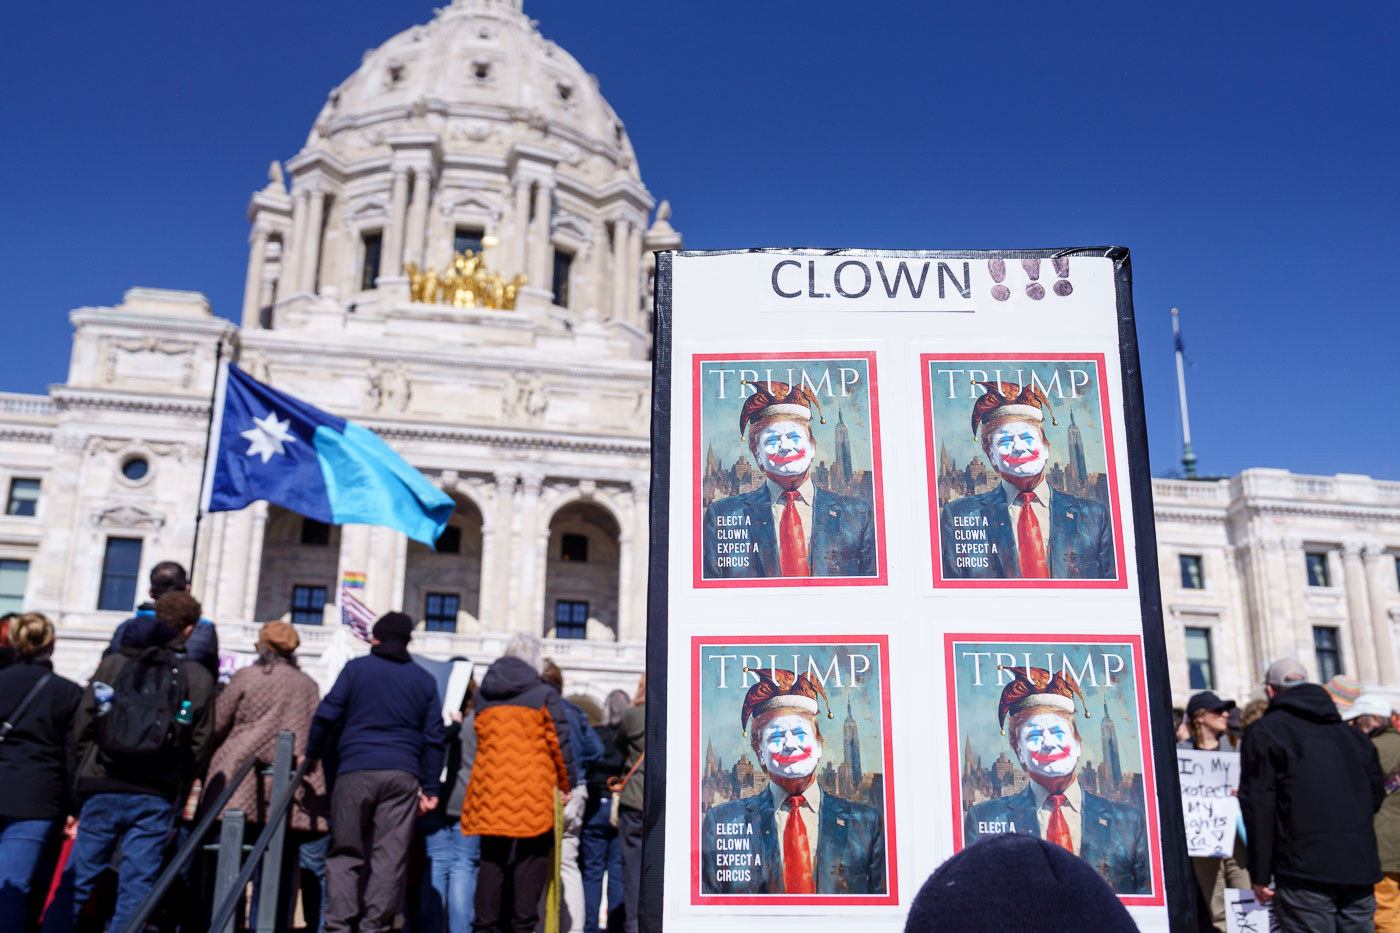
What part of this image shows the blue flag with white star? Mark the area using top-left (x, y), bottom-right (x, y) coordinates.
top-left (201, 362), bottom-right (454, 547)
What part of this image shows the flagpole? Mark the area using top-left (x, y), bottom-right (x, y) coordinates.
top-left (190, 340), bottom-right (225, 587)
top-left (1171, 307), bottom-right (1197, 478)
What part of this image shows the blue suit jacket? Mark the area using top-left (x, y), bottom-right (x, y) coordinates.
top-left (964, 784), bottom-right (1150, 895)
top-left (701, 788), bottom-right (886, 895)
top-left (940, 485), bottom-right (1115, 579)
top-left (703, 485), bottom-right (876, 579)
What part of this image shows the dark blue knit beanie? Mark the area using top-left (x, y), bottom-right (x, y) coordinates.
top-left (905, 835), bottom-right (1137, 933)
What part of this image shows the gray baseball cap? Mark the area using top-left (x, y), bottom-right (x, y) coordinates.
top-left (1264, 658), bottom-right (1308, 688)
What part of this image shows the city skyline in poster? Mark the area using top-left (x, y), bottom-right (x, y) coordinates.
top-left (695, 352), bottom-right (886, 586)
top-left (693, 638), bottom-right (896, 904)
top-left (923, 353), bottom-right (1125, 586)
top-left (946, 635), bottom-right (1162, 904)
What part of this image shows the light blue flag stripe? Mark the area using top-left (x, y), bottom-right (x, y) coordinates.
top-left (314, 422), bottom-right (455, 547)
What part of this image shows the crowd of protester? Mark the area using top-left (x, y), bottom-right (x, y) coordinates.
top-left (0, 562), bottom-right (648, 933)
top-left (10, 559), bottom-right (1400, 933)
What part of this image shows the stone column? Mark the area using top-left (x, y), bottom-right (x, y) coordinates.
top-left (1364, 546), bottom-right (1399, 684)
top-left (241, 225), bottom-right (270, 327)
top-left (611, 220), bottom-right (630, 321)
top-left (511, 182), bottom-right (532, 278)
top-left (282, 191), bottom-right (309, 297)
top-left (528, 182), bottom-right (554, 293)
top-left (616, 527), bottom-right (633, 642)
top-left (403, 167), bottom-right (431, 270)
top-left (241, 502), bottom-right (269, 623)
top-left (299, 188), bottom-right (327, 294)
top-left (478, 473), bottom-right (516, 629)
top-left (625, 220), bottom-right (643, 328)
top-left (1342, 543), bottom-right (1378, 683)
top-left (507, 473), bottom-right (544, 632)
top-left (627, 480), bottom-right (650, 640)
top-left (381, 167), bottom-right (411, 280)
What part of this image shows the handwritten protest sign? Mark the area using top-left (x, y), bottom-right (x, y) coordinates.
top-left (1225, 888), bottom-right (1277, 933)
top-left (1178, 748), bottom-right (1240, 857)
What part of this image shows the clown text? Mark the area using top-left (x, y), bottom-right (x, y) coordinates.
top-left (949, 513), bottom-right (992, 568)
top-left (712, 514), bottom-right (754, 568)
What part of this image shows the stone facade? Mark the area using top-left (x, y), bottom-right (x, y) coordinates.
top-left (1, 0), bottom-right (1398, 712)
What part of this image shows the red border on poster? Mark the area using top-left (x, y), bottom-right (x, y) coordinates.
top-left (942, 632), bottom-right (1165, 907)
top-left (920, 352), bottom-right (1128, 589)
top-left (689, 634), bottom-right (899, 906)
top-left (692, 351), bottom-right (888, 589)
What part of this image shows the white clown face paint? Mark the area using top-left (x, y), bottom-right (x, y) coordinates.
top-left (1016, 711), bottom-right (1081, 779)
top-left (754, 420), bottom-right (815, 480)
top-left (988, 420), bottom-right (1048, 479)
top-left (759, 713), bottom-right (822, 780)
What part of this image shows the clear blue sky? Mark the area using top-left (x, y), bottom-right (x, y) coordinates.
top-left (2, 1), bottom-right (1396, 479)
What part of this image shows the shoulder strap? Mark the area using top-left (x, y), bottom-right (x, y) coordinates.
top-left (607, 751), bottom-right (644, 794)
top-left (0, 672), bottom-right (52, 743)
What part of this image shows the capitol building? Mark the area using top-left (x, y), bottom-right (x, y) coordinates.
top-left (0, 0), bottom-right (1397, 710)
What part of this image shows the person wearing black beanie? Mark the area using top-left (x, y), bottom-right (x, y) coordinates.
top-left (905, 835), bottom-right (1137, 933)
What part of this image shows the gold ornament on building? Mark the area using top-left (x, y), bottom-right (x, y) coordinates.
top-left (405, 237), bottom-right (528, 310)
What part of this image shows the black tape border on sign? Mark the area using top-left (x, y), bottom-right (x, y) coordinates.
top-left (643, 246), bottom-right (1194, 933)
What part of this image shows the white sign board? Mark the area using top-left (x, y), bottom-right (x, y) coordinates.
top-left (1225, 888), bottom-right (1278, 933)
top-left (1177, 748), bottom-right (1241, 857)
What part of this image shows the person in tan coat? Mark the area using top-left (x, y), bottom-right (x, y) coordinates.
top-left (203, 621), bottom-right (328, 927)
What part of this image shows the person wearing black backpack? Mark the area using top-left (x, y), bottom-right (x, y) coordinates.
top-left (43, 591), bottom-right (215, 933)
top-left (0, 612), bottom-right (83, 928)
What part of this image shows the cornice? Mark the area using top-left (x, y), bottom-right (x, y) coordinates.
top-left (1227, 497), bottom-right (1400, 525)
top-left (0, 427), bottom-right (54, 444)
top-left (1152, 507), bottom-right (1230, 526)
top-left (69, 309), bottom-right (238, 340)
top-left (371, 422), bottom-right (648, 456)
top-left (49, 389), bottom-right (211, 418)
top-left (236, 331), bottom-right (650, 380)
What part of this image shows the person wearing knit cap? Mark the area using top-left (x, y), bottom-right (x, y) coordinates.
top-left (699, 668), bottom-right (885, 895)
top-left (963, 667), bottom-right (1149, 895)
top-left (939, 381), bottom-right (1115, 580)
top-left (1325, 674), bottom-right (1363, 713)
top-left (702, 381), bottom-right (876, 579)
top-left (308, 611), bottom-right (446, 933)
top-left (904, 834), bottom-right (1137, 933)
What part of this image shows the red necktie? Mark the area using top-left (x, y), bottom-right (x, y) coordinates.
top-left (779, 490), bottom-right (810, 577)
top-left (783, 795), bottom-right (815, 893)
top-left (1047, 793), bottom-right (1074, 852)
top-left (1016, 491), bottom-right (1049, 578)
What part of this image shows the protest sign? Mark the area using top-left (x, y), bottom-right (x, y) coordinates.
top-left (646, 249), bottom-right (1191, 933)
top-left (1178, 748), bottom-right (1241, 857)
top-left (1225, 887), bottom-right (1278, 933)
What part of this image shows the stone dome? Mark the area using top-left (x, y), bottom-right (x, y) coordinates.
top-left (303, 0), bottom-right (641, 185)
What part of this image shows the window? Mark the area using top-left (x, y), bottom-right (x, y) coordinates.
top-left (1305, 552), bottom-right (1331, 588)
top-left (436, 526), bottom-right (461, 554)
top-left (0, 559), bottom-right (28, 614)
top-left (1394, 556), bottom-right (1400, 592)
top-left (560, 533), bottom-right (588, 563)
top-left (551, 249), bottom-right (573, 307)
top-left (454, 227), bottom-right (483, 257)
top-left (291, 585), bottom-right (327, 624)
top-left (555, 600), bottom-right (587, 639)
top-left (301, 519), bottom-right (331, 546)
top-left (1179, 554), bottom-right (1204, 590)
top-left (6, 478), bottom-right (39, 517)
top-left (1184, 627), bottom-right (1214, 690)
top-left (425, 593), bottom-right (459, 632)
top-left (360, 231), bottom-right (383, 291)
top-left (98, 538), bottom-right (142, 612)
top-left (121, 457), bottom-right (149, 481)
top-left (1314, 626), bottom-right (1342, 681)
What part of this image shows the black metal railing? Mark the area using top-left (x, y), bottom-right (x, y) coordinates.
top-left (116, 730), bottom-right (303, 933)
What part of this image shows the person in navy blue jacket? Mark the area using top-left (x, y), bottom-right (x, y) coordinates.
top-left (308, 612), bottom-right (446, 933)
top-left (105, 561), bottom-right (220, 675)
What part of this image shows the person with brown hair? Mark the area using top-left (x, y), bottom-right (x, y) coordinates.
top-left (1183, 691), bottom-right (1250, 932)
top-left (0, 613), bottom-right (82, 927)
top-left (616, 675), bottom-right (645, 933)
top-left (46, 591), bottom-right (215, 933)
top-left (203, 621), bottom-right (329, 928)
top-left (540, 659), bottom-right (602, 932)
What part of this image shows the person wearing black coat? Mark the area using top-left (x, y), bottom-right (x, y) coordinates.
top-left (1239, 658), bottom-right (1385, 933)
top-left (0, 613), bottom-right (83, 927)
top-left (581, 690), bottom-right (630, 933)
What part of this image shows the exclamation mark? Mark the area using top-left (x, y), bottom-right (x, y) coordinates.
top-left (1052, 257), bottom-right (1073, 296)
top-left (1022, 259), bottom-right (1045, 300)
top-left (989, 258), bottom-right (1010, 301)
